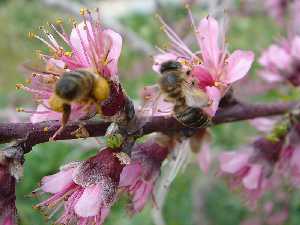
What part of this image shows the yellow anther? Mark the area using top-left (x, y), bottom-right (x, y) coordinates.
top-left (64, 51), bottom-right (73, 57)
top-left (15, 84), bottom-right (24, 89)
top-left (80, 8), bottom-right (85, 15)
top-left (43, 127), bottom-right (49, 132)
top-left (28, 32), bottom-right (35, 39)
top-left (214, 81), bottom-right (224, 87)
top-left (56, 18), bottom-right (63, 25)
top-left (16, 108), bottom-right (24, 112)
top-left (144, 95), bottom-right (151, 100)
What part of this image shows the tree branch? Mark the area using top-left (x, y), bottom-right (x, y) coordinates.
top-left (0, 101), bottom-right (296, 150)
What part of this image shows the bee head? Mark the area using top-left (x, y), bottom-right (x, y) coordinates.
top-left (159, 60), bottom-right (182, 74)
top-left (55, 72), bottom-right (81, 101)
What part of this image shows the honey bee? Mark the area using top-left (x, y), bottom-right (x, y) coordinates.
top-left (158, 60), bottom-right (211, 128)
top-left (48, 70), bottom-right (110, 138)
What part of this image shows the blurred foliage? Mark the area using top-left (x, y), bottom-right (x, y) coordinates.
top-left (1, 0), bottom-right (300, 225)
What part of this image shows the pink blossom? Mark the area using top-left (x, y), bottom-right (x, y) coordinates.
top-left (20, 9), bottom-right (124, 123)
top-left (138, 85), bottom-right (174, 117)
top-left (249, 118), bottom-right (278, 133)
top-left (264, 0), bottom-right (289, 25)
top-left (154, 15), bottom-right (254, 116)
top-left (278, 145), bottom-right (300, 187)
top-left (259, 36), bottom-right (300, 86)
top-left (219, 149), bottom-right (268, 205)
top-left (119, 138), bottom-right (169, 214)
top-left (34, 148), bottom-right (125, 225)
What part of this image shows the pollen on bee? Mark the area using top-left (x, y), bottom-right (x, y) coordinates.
top-left (26, 79), bottom-right (32, 84)
top-left (43, 127), bottom-right (49, 132)
top-left (93, 76), bottom-right (110, 101)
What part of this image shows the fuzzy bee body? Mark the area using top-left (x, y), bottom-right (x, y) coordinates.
top-left (55, 70), bottom-right (96, 102)
top-left (48, 69), bottom-right (110, 139)
top-left (159, 60), bottom-right (211, 128)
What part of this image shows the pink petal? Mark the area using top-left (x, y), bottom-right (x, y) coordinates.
top-left (291, 36), bottom-right (300, 60)
top-left (191, 65), bottom-right (215, 89)
top-left (290, 149), bottom-right (300, 171)
top-left (258, 70), bottom-right (283, 83)
top-left (197, 16), bottom-right (220, 68)
top-left (74, 184), bottom-right (103, 217)
top-left (103, 29), bottom-right (123, 77)
top-left (259, 45), bottom-right (290, 70)
top-left (98, 207), bottom-right (110, 224)
top-left (249, 118), bottom-right (277, 133)
top-left (219, 151), bottom-right (250, 174)
top-left (242, 164), bottom-right (262, 190)
top-left (132, 181), bottom-right (153, 213)
top-left (119, 163), bottom-right (142, 187)
top-left (197, 140), bottom-right (211, 174)
top-left (30, 102), bottom-right (91, 123)
top-left (30, 104), bottom-right (61, 123)
top-left (48, 58), bottom-right (65, 69)
top-left (224, 50), bottom-right (254, 84)
top-left (152, 53), bottom-right (178, 73)
top-left (203, 86), bottom-right (221, 117)
top-left (70, 22), bottom-right (90, 66)
top-left (41, 169), bottom-right (74, 194)
top-left (139, 85), bottom-right (174, 117)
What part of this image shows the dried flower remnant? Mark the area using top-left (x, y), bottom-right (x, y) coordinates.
top-left (119, 136), bottom-right (169, 214)
top-left (153, 10), bottom-right (254, 117)
top-left (18, 9), bottom-right (126, 131)
top-left (34, 148), bottom-right (126, 225)
top-left (259, 36), bottom-right (300, 86)
top-left (0, 164), bottom-right (17, 225)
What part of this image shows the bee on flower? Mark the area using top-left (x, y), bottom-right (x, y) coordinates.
top-left (17, 8), bottom-right (127, 138)
top-left (153, 8), bottom-right (254, 117)
top-left (151, 9), bottom-right (254, 119)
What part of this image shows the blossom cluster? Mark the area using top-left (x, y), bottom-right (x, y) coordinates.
top-left (10, 3), bottom-right (300, 225)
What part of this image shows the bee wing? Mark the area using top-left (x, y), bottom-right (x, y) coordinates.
top-left (182, 81), bottom-right (209, 108)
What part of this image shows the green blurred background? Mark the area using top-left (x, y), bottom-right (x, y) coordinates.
top-left (1, 0), bottom-right (300, 224)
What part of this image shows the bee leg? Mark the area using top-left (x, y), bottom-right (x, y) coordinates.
top-left (50, 104), bottom-right (71, 141)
